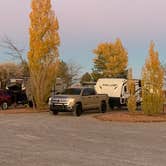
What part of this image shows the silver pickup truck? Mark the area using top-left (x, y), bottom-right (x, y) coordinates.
top-left (48, 87), bottom-right (108, 116)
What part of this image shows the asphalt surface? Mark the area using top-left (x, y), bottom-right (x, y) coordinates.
top-left (0, 111), bottom-right (166, 166)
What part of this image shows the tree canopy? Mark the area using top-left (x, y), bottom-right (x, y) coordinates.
top-left (93, 39), bottom-right (128, 79)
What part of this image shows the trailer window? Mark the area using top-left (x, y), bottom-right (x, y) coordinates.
top-left (124, 86), bottom-right (127, 92)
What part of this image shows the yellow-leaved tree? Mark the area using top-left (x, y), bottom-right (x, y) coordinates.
top-left (142, 42), bottom-right (164, 115)
top-left (93, 39), bottom-right (128, 79)
top-left (127, 68), bottom-right (136, 113)
top-left (28, 0), bottom-right (60, 109)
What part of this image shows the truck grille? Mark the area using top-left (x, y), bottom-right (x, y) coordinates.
top-left (52, 98), bottom-right (68, 104)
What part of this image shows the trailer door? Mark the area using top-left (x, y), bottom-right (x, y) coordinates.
top-left (120, 84), bottom-right (128, 105)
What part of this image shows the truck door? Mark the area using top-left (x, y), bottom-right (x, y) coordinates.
top-left (88, 88), bottom-right (100, 109)
top-left (82, 88), bottom-right (95, 109)
top-left (82, 88), bottom-right (92, 109)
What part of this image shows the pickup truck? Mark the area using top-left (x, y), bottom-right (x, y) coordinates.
top-left (48, 87), bottom-right (108, 116)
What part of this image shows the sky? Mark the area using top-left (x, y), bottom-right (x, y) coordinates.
top-left (0, 0), bottom-right (166, 78)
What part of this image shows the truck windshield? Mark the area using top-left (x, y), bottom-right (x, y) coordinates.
top-left (61, 88), bottom-right (81, 95)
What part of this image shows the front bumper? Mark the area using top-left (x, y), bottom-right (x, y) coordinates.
top-left (50, 104), bottom-right (73, 112)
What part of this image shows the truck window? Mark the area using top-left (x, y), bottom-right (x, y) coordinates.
top-left (82, 89), bottom-right (89, 96)
top-left (88, 88), bottom-right (96, 95)
top-left (82, 88), bottom-right (96, 96)
top-left (61, 88), bottom-right (81, 95)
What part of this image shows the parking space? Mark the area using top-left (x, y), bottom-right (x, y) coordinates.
top-left (0, 112), bottom-right (166, 166)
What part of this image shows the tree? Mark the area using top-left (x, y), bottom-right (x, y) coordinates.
top-left (0, 63), bottom-right (23, 88)
top-left (141, 42), bottom-right (164, 115)
top-left (80, 72), bottom-right (92, 84)
top-left (56, 60), bottom-right (81, 87)
top-left (56, 61), bottom-right (70, 86)
top-left (91, 69), bottom-right (103, 81)
top-left (93, 38), bottom-right (128, 78)
top-left (0, 36), bottom-right (30, 78)
top-left (162, 63), bottom-right (166, 73)
top-left (127, 68), bottom-right (136, 113)
top-left (0, 36), bottom-right (25, 62)
top-left (163, 64), bottom-right (166, 102)
top-left (28, 0), bottom-right (60, 109)
top-left (67, 62), bottom-right (82, 86)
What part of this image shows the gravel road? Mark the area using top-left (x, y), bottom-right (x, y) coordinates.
top-left (0, 112), bottom-right (166, 166)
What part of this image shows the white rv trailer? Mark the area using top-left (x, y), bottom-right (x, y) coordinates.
top-left (95, 78), bottom-right (141, 108)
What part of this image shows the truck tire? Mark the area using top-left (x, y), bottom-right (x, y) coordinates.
top-left (52, 110), bottom-right (59, 115)
top-left (1, 102), bottom-right (8, 110)
top-left (50, 106), bottom-right (59, 115)
top-left (99, 101), bottom-right (107, 113)
top-left (73, 104), bottom-right (82, 117)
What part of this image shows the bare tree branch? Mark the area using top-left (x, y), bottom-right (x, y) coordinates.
top-left (0, 35), bottom-right (30, 78)
top-left (0, 35), bottom-right (26, 63)
top-left (67, 62), bottom-right (82, 84)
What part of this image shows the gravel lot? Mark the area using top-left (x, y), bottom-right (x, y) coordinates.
top-left (1, 111), bottom-right (166, 166)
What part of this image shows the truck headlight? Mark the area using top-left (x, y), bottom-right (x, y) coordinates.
top-left (67, 98), bottom-right (75, 106)
top-left (48, 97), bottom-right (52, 105)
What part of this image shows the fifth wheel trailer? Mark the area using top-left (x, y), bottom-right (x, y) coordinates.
top-left (95, 78), bottom-right (141, 109)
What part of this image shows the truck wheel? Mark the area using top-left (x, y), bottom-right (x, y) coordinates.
top-left (73, 104), bottom-right (82, 117)
top-left (100, 101), bottom-right (107, 113)
top-left (50, 107), bottom-right (58, 115)
top-left (52, 110), bottom-right (58, 115)
top-left (1, 102), bottom-right (8, 110)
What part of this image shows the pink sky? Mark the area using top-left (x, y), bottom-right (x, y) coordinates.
top-left (0, 0), bottom-right (166, 77)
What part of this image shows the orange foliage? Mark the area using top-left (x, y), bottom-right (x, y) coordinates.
top-left (142, 42), bottom-right (164, 115)
top-left (93, 39), bottom-right (128, 78)
top-left (27, 0), bottom-right (60, 109)
top-left (127, 68), bottom-right (136, 113)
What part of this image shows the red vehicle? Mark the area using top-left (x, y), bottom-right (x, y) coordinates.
top-left (0, 89), bottom-right (12, 110)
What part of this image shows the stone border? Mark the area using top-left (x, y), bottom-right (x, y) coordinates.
top-left (0, 108), bottom-right (48, 114)
top-left (94, 112), bottom-right (166, 123)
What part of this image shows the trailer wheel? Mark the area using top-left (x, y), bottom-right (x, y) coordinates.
top-left (100, 101), bottom-right (107, 113)
top-left (73, 104), bottom-right (82, 116)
